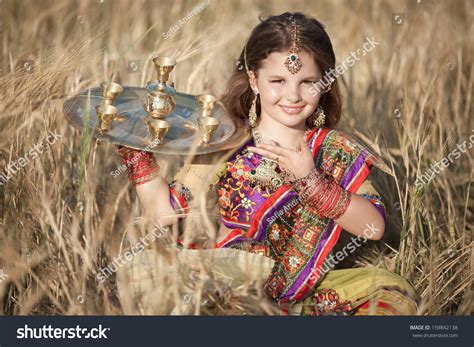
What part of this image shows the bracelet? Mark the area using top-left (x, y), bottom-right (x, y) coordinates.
top-left (169, 180), bottom-right (194, 203)
top-left (117, 145), bottom-right (160, 186)
top-left (293, 167), bottom-right (351, 220)
top-left (293, 167), bottom-right (325, 198)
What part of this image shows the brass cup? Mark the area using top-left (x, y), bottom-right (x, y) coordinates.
top-left (198, 116), bottom-right (219, 144)
top-left (95, 104), bottom-right (117, 132)
top-left (100, 82), bottom-right (123, 105)
top-left (196, 94), bottom-right (217, 117)
top-left (147, 118), bottom-right (170, 145)
top-left (152, 56), bottom-right (176, 84)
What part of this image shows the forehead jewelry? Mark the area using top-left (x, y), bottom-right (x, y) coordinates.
top-left (284, 20), bottom-right (302, 74)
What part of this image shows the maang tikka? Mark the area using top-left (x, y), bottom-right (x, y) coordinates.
top-left (284, 19), bottom-right (302, 74)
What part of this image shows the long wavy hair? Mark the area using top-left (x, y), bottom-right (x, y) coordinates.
top-left (220, 12), bottom-right (342, 129)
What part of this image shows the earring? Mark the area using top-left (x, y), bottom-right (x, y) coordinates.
top-left (322, 77), bottom-right (335, 94)
top-left (248, 92), bottom-right (258, 128)
top-left (310, 106), bottom-right (326, 128)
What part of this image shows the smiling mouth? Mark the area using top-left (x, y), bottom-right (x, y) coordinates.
top-left (279, 105), bottom-right (305, 114)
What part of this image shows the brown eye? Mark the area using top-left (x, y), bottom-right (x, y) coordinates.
top-left (270, 80), bottom-right (283, 83)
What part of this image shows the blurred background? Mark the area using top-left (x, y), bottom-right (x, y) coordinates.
top-left (0, 0), bottom-right (472, 315)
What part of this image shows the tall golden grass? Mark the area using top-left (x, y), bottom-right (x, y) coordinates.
top-left (0, 0), bottom-right (472, 315)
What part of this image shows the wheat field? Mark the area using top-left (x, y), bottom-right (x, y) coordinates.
top-left (0, 0), bottom-right (472, 315)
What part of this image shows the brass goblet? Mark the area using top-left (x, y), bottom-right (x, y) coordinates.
top-left (100, 82), bottom-right (123, 105)
top-left (147, 118), bottom-right (170, 145)
top-left (198, 116), bottom-right (219, 145)
top-left (152, 56), bottom-right (176, 86)
top-left (95, 104), bottom-right (117, 132)
top-left (196, 94), bottom-right (217, 117)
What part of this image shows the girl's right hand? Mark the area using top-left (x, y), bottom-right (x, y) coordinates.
top-left (135, 176), bottom-right (179, 226)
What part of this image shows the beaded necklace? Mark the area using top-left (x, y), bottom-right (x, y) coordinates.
top-left (248, 127), bottom-right (311, 190)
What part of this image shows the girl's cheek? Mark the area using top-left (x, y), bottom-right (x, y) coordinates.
top-left (263, 86), bottom-right (283, 100)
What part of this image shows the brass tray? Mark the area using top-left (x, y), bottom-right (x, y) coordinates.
top-left (63, 85), bottom-right (250, 155)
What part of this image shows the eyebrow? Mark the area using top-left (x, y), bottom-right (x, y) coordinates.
top-left (267, 75), bottom-right (320, 80)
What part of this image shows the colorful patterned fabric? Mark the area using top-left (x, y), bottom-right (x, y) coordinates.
top-left (168, 127), bottom-right (398, 306)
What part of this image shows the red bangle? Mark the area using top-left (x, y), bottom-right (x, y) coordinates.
top-left (117, 146), bottom-right (160, 186)
top-left (293, 167), bottom-right (351, 220)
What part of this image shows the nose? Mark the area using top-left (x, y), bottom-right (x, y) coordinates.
top-left (284, 83), bottom-right (302, 103)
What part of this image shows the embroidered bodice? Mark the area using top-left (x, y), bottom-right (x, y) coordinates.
top-left (215, 127), bottom-right (388, 231)
top-left (216, 136), bottom-right (276, 230)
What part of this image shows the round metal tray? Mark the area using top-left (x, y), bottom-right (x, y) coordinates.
top-left (63, 85), bottom-right (250, 154)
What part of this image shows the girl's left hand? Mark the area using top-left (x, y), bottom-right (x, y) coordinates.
top-left (247, 134), bottom-right (315, 180)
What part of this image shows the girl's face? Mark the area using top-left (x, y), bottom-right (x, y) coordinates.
top-left (249, 50), bottom-right (322, 129)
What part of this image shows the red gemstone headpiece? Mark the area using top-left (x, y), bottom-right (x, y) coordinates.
top-left (284, 19), bottom-right (302, 74)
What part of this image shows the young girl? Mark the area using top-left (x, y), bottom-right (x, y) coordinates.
top-left (115, 12), bottom-right (419, 315)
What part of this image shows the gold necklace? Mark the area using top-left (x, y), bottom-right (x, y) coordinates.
top-left (248, 127), bottom-right (310, 190)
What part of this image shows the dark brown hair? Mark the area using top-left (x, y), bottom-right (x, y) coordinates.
top-left (220, 12), bottom-right (342, 129)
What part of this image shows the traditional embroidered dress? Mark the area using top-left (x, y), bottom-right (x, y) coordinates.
top-left (116, 127), bottom-right (419, 315)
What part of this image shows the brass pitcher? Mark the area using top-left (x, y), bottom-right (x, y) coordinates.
top-left (142, 82), bottom-right (176, 119)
